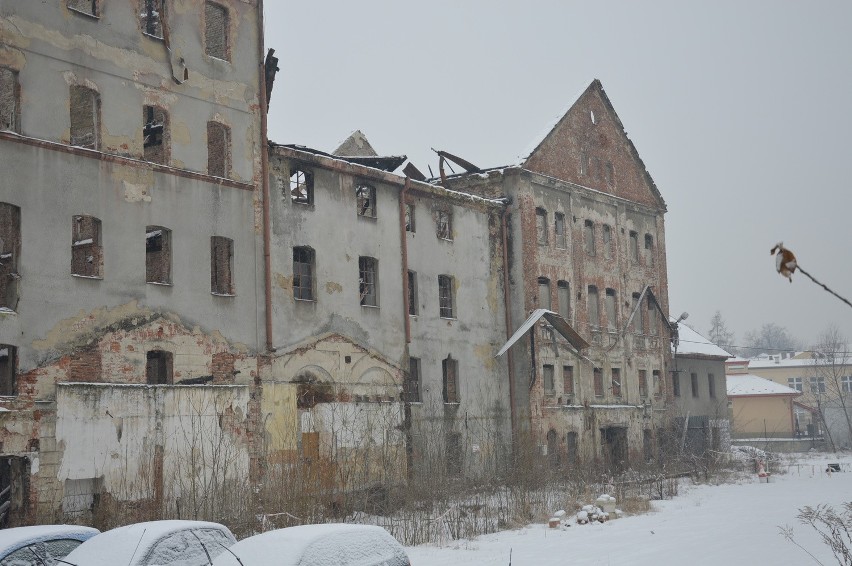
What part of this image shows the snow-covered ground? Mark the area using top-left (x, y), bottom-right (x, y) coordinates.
top-left (406, 453), bottom-right (852, 566)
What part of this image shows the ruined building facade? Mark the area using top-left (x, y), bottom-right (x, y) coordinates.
top-left (0, 4), bottom-right (675, 527)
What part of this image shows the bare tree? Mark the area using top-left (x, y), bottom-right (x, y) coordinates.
top-left (707, 311), bottom-right (735, 352)
top-left (812, 325), bottom-right (852, 449)
top-left (744, 323), bottom-right (802, 356)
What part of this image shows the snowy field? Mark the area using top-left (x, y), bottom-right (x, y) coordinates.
top-left (405, 453), bottom-right (852, 566)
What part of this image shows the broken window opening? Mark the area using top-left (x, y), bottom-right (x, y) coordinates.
top-left (557, 281), bottom-right (570, 321)
top-left (71, 215), bottom-right (102, 278)
top-left (631, 292), bottom-right (644, 334)
top-left (67, 0), bottom-right (99, 17)
top-left (143, 106), bottom-right (169, 165)
top-left (292, 246), bottom-right (315, 301)
top-left (554, 212), bottom-right (567, 249)
top-left (563, 365), bottom-right (574, 397)
top-left (691, 372), bottom-right (699, 398)
top-left (0, 67), bottom-right (20, 134)
top-left (629, 231), bottom-right (639, 263)
top-left (587, 285), bottom-right (600, 328)
top-left (543, 364), bottom-right (555, 395)
top-left (583, 220), bottom-right (595, 256)
top-left (207, 121), bottom-right (231, 178)
top-left (593, 367), bottom-right (603, 397)
top-left (645, 233), bottom-right (655, 267)
top-left (611, 367), bottom-right (622, 397)
top-left (0, 203), bottom-right (21, 311)
top-left (435, 209), bottom-right (452, 240)
top-left (407, 357), bottom-right (421, 403)
top-left (289, 168), bottom-right (313, 204)
top-left (358, 256), bottom-right (378, 307)
top-left (647, 296), bottom-right (659, 336)
top-left (405, 203), bottom-right (415, 232)
top-left (566, 431), bottom-right (578, 466)
top-left (653, 369), bottom-right (662, 398)
top-left (407, 270), bottom-right (418, 315)
top-left (140, 0), bottom-right (164, 37)
top-left (438, 274), bottom-right (455, 319)
top-left (69, 85), bottom-right (99, 149)
top-left (537, 277), bottom-right (551, 311)
top-left (204, 2), bottom-right (229, 60)
top-left (146, 350), bottom-right (173, 385)
top-left (355, 184), bottom-right (376, 218)
top-left (210, 236), bottom-right (234, 295)
top-left (605, 288), bottom-right (617, 331)
top-left (639, 369), bottom-right (648, 398)
top-left (535, 208), bottom-right (548, 245)
top-left (442, 355), bottom-right (458, 404)
top-left (145, 226), bottom-right (171, 285)
top-left (708, 373), bottom-right (716, 398)
top-left (673, 372), bottom-right (681, 397)
top-left (0, 345), bottom-right (17, 396)
top-left (602, 224), bottom-right (612, 259)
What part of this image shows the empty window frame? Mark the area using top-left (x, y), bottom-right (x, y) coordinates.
top-left (629, 231), bottom-right (639, 263)
top-left (407, 270), bottom-right (418, 315)
top-left (145, 226), bottom-right (171, 284)
top-left (604, 288), bottom-right (617, 331)
top-left (631, 292), bottom-right (644, 334)
top-left (563, 365), bottom-right (574, 396)
top-left (0, 67), bottom-right (20, 133)
top-left (593, 367), bottom-right (603, 397)
top-left (438, 274), bottom-right (455, 318)
top-left (435, 209), bottom-right (452, 240)
top-left (210, 236), bottom-right (234, 295)
top-left (407, 357), bottom-right (421, 403)
top-left (146, 350), bottom-right (173, 385)
top-left (207, 121), bottom-right (231, 178)
top-left (554, 212), bottom-right (567, 249)
top-left (0, 345), bottom-right (16, 396)
top-left (442, 355), bottom-right (458, 403)
top-left (289, 168), bottom-right (313, 204)
top-left (204, 2), bottom-right (229, 60)
top-left (67, 0), bottom-right (99, 17)
top-left (358, 256), bottom-right (378, 307)
top-left (143, 106), bottom-right (169, 164)
top-left (587, 285), bottom-right (600, 328)
top-left (653, 369), bottom-right (662, 398)
top-left (690, 372), bottom-right (699, 398)
top-left (708, 373), bottom-right (716, 398)
top-left (0, 203), bottom-right (21, 310)
top-left (583, 220), bottom-right (595, 255)
top-left (356, 184), bottom-right (376, 218)
top-left (543, 364), bottom-right (555, 394)
top-left (566, 431), bottom-right (578, 465)
top-left (579, 148), bottom-right (588, 176)
top-left (638, 369), bottom-right (648, 398)
top-left (140, 0), bottom-right (164, 37)
top-left (71, 215), bottom-right (103, 278)
top-left (602, 224), bottom-right (612, 259)
top-left (69, 85), bottom-right (99, 149)
top-left (293, 246), bottom-right (315, 301)
top-left (537, 277), bottom-right (551, 310)
top-left (647, 296), bottom-right (659, 336)
top-left (535, 208), bottom-right (548, 245)
top-left (673, 372), bottom-right (681, 397)
top-left (405, 203), bottom-right (415, 232)
top-left (611, 368), bottom-right (622, 397)
top-left (645, 234), bottom-right (655, 266)
top-left (557, 281), bottom-right (570, 320)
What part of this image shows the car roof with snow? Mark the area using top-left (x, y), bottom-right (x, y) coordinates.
top-left (62, 520), bottom-right (235, 566)
top-left (213, 523), bottom-right (410, 566)
top-left (0, 525), bottom-right (99, 555)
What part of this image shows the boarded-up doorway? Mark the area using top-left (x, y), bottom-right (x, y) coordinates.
top-left (0, 457), bottom-right (29, 527)
top-left (600, 426), bottom-right (628, 473)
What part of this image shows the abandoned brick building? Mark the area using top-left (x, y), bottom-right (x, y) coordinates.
top-left (0, 2), bottom-right (682, 527)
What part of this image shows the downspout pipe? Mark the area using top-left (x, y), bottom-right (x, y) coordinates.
top-left (501, 206), bottom-right (517, 447)
top-left (258, 0), bottom-right (273, 353)
top-left (399, 177), bottom-right (413, 481)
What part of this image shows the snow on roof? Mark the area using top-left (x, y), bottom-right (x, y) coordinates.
top-left (214, 524), bottom-right (409, 566)
top-left (670, 319), bottom-right (732, 358)
top-left (65, 520), bottom-right (235, 566)
top-left (726, 374), bottom-right (801, 396)
top-left (0, 525), bottom-right (99, 555)
top-left (747, 355), bottom-right (850, 369)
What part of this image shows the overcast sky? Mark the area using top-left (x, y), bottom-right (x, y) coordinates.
top-left (264, 1), bottom-right (852, 350)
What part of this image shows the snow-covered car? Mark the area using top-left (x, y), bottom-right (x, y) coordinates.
top-left (211, 523), bottom-right (411, 566)
top-left (61, 520), bottom-right (236, 566)
top-left (0, 524), bottom-right (99, 566)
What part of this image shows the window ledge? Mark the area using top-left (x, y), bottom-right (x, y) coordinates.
top-left (357, 214), bottom-right (378, 221)
top-left (408, 313), bottom-right (418, 318)
top-left (437, 237), bottom-right (454, 242)
top-left (440, 316), bottom-right (457, 321)
top-left (291, 200), bottom-right (314, 209)
top-left (407, 401), bottom-right (423, 405)
top-left (360, 304), bottom-right (380, 309)
top-left (211, 292), bottom-right (236, 297)
top-left (294, 297), bottom-right (316, 303)
top-left (68, 7), bottom-right (100, 19)
top-left (142, 32), bottom-right (164, 41)
top-left (146, 281), bottom-right (172, 287)
top-left (444, 402), bottom-right (460, 406)
top-left (72, 274), bottom-right (103, 280)
top-left (206, 54), bottom-right (232, 64)
top-left (0, 307), bottom-right (16, 316)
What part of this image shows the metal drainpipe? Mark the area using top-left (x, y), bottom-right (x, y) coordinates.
top-left (399, 177), bottom-right (413, 480)
top-left (501, 206), bottom-right (518, 446)
top-left (258, 0), bottom-right (273, 353)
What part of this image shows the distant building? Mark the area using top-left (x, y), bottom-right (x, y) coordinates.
top-left (726, 368), bottom-right (802, 439)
